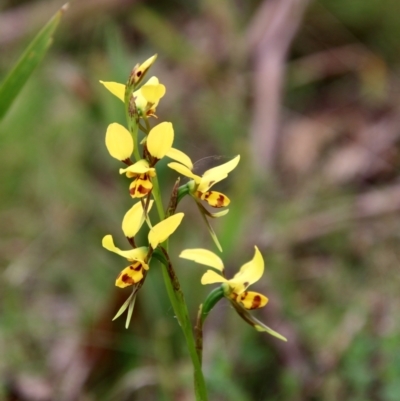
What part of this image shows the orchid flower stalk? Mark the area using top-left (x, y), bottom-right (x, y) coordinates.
top-left (99, 54), bottom-right (287, 401)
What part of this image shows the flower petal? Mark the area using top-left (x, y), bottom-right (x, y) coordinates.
top-left (147, 122), bottom-right (174, 159)
top-left (168, 162), bottom-right (200, 183)
top-left (140, 80), bottom-right (166, 104)
top-left (148, 213), bottom-right (184, 248)
top-left (134, 76), bottom-right (165, 112)
top-left (201, 270), bottom-right (228, 285)
top-left (132, 54), bottom-right (157, 86)
top-left (166, 148), bottom-right (193, 169)
top-left (195, 201), bottom-right (223, 252)
top-left (229, 246), bottom-right (264, 293)
top-left (122, 200), bottom-right (154, 238)
top-left (198, 191), bottom-right (230, 208)
top-left (120, 159), bottom-right (152, 175)
top-left (196, 202), bottom-right (229, 218)
top-left (198, 155), bottom-right (240, 193)
top-left (102, 235), bottom-right (147, 261)
top-left (179, 248), bottom-right (224, 272)
top-left (129, 175), bottom-right (153, 198)
top-left (230, 301), bottom-right (287, 341)
top-left (99, 81), bottom-right (125, 102)
top-left (105, 123), bottom-right (133, 161)
top-left (232, 291), bottom-right (268, 310)
top-left (115, 263), bottom-right (144, 288)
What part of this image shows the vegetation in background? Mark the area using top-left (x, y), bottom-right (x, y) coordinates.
top-left (0, 0), bottom-right (399, 400)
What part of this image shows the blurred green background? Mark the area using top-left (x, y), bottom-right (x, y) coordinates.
top-left (1, 0), bottom-right (400, 400)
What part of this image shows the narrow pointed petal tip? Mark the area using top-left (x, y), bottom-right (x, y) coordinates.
top-left (99, 81), bottom-right (125, 102)
top-left (168, 162), bottom-right (199, 181)
top-left (148, 213), bottom-right (184, 248)
top-left (198, 154), bottom-right (241, 193)
top-left (201, 270), bottom-right (227, 285)
top-left (230, 246), bottom-right (264, 292)
top-left (166, 148), bottom-right (193, 169)
top-left (179, 248), bottom-right (224, 271)
top-left (132, 54), bottom-right (158, 86)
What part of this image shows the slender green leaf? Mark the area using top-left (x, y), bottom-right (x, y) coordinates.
top-left (0, 3), bottom-right (68, 121)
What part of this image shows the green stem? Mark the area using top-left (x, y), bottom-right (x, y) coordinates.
top-left (160, 265), bottom-right (208, 400)
top-left (124, 85), bottom-right (141, 161)
top-left (152, 174), bottom-right (166, 220)
top-left (151, 195), bottom-right (208, 400)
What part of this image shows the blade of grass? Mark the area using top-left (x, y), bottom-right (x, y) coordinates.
top-left (0, 3), bottom-right (68, 121)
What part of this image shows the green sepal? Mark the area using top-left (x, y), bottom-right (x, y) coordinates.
top-left (177, 183), bottom-right (191, 204)
top-left (201, 286), bottom-right (224, 324)
top-left (195, 201), bottom-right (223, 252)
top-left (230, 301), bottom-right (287, 342)
top-left (112, 289), bottom-right (136, 322)
top-left (125, 294), bottom-right (137, 329)
top-left (152, 247), bottom-right (168, 266)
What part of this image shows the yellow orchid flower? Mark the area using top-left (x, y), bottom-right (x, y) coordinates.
top-left (103, 235), bottom-right (149, 288)
top-left (180, 246), bottom-right (268, 310)
top-left (100, 75), bottom-right (165, 118)
top-left (99, 54), bottom-right (157, 100)
top-left (120, 159), bottom-right (157, 198)
top-left (119, 122), bottom-right (192, 198)
top-left (168, 155), bottom-right (240, 208)
top-left (168, 155), bottom-right (239, 251)
top-left (103, 211), bottom-right (184, 288)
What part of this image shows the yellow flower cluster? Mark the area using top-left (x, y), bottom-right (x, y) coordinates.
top-left (101, 55), bottom-right (239, 290)
top-left (100, 55), bottom-right (285, 340)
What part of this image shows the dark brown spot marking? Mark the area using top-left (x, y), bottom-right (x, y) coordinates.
top-left (243, 281), bottom-right (249, 288)
top-left (121, 274), bottom-right (134, 285)
top-left (216, 194), bottom-right (225, 208)
top-left (137, 184), bottom-right (150, 195)
top-left (250, 295), bottom-right (262, 310)
top-left (230, 292), bottom-right (239, 302)
top-left (133, 262), bottom-right (142, 271)
top-left (136, 70), bottom-right (142, 77)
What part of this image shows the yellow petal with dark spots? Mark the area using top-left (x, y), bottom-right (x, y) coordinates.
top-left (132, 54), bottom-right (157, 86)
top-left (99, 81), bottom-right (125, 102)
top-left (105, 123), bottom-right (133, 161)
top-left (115, 263), bottom-right (144, 288)
top-left (129, 175), bottom-right (153, 198)
top-left (231, 291), bottom-right (268, 310)
top-left (199, 191), bottom-right (230, 208)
